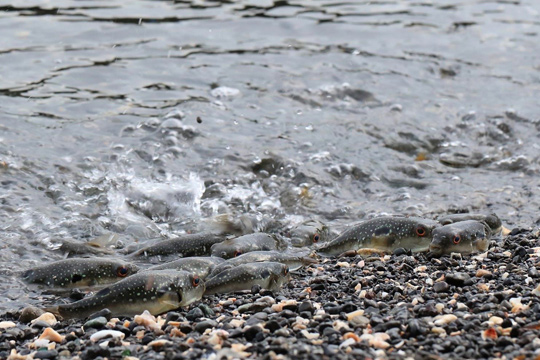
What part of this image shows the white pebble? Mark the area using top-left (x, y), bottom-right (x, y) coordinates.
top-left (90, 330), bottom-right (126, 342)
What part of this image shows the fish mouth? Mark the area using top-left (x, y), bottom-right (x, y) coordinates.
top-left (428, 244), bottom-right (443, 257)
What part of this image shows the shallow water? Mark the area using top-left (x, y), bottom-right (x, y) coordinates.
top-left (1, 0), bottom-right (539, 312)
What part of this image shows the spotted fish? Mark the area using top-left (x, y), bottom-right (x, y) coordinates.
top-left (437, 213), bottom-right (505, 235)
top-left (47, 270), bottom-right (204, 319)
top-left (208, 250), bottom-right (317, 278)
top-left (317, 216), bottom-right (440, 256)
top-left (429, 220), bottom-right (491, 256)
top-left (145, 257), bottom-right (225, 279)
top-left (129, 233), bottom-right (224, 258)
top-left (204, 262), bottom-right (290, 295)
top-left (210, 233), bottom-right (279, 259)
top-left (22, 258), bottom-right (139, 288)
top-left (287, 220), bottom-right (331, 248)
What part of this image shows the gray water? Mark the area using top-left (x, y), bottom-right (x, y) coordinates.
top-left (1, 0), bottom-right (539, 312)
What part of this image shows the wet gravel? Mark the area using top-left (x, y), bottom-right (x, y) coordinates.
top-left (2, 228), bottom-right (540, 359)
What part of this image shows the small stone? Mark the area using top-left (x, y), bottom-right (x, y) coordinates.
top-left (186, 307), bottom-right (204, 321)
top-left (488, 316), bottom-right (503, 327)
top-left (532, 284), bottom-right (540, 297)
top-left (195, 320), bottom-right (217, 333)
top-left (431, 326), bottom-right (447, 336)
top-left (501, 319), bottom-right (513, 328)
top-left (434, 315), bottom-right (457, 326)
top-left (198, 304), bottom-right (215, 317)
top-left (482, 327), bottom-right (498, 340)
top-left (83, 316), bottom-right (108, 330)
top-left (31, 313), bottom-right (57, 327)
top-left (147, 339), bottom-right (173, 348)
top-left (433, 281), bottom-right (450, 293)
top-left (265, 320), bottom-right (281, 333)
top-left (134, 310), bottom-right (161, 333)
top-left (301, 330), bottom-right (319, 339)
top-left (476, 269), bottom-right (492, 278)
top-left (34, 350), bottom-right (58, 359)
top-left (0, 321), bottom-right (16, 329)
top-left (19, 306), bottom-right (46, 323)
top-left (445, 273), bottom-right (472, 287)
top-left (299, 301), bottom-right (314, 314)
top-left (39, 328), bottom-right (65, 343)
top-left (90, 330), bottom-right (125, 342)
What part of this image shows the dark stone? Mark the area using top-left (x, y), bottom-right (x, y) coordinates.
top-left (372, 321), bottom-right (401, 333)
top-left (68, 289), bottom-right (86, 301)
top-left (180, 324), bottom-right (193, 334)
top-left (198, 304), bottom-right (215, 317)
top-left (243, 326), bottom-right (261, 341)
top-left (165, 312), bottom-right (181, 325)
top-left (186, 307), bottom-right (204, 321)
top-left (31, 321), bottom-right (52, 329)
top-left (445, 273), bottom-right (472, 287)
top-left (83, 317), bottom-right (108, 330)
top-left (433, 281), bottom-right (450, 293)
top-left (88, 308), bottom-right (112, 321)
top-left (251, 284), bottom-right (262, 294)
top-left (265, 320), bottom-right (281, 333)
top-left (19, 306), bottom-right (45, 323)
top-left (34, 350), bottom-right (58, 359)
top-left (311, 283), bottom-right (325, 291)
top-left (417, 304), bottom-right (439, 317)
top-left (406, 319), bottom-right (424, 337)
top-left (510, 326), bottom-right (520, 338)
top-left (393, 247), bottom-right (408, 256)
top-left (195, 320), bottom-right (217, 333)
top-left (501, 319), bottom-right (513, 328)
top-left (81, 346), bottom-right (110, 360)
top-left (141, 334), bottom-right (155, 345)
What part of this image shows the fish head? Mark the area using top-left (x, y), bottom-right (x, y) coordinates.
top-left (289, 220), bottom-right (331, 247)
top-left (167, 272), bottom-right (205, 308)
top-left (264, 263), bottom-right (291, 289)
top-left (210, 239), bottom-right (240, 259)
top-left (429, 220), bottom-right (490, 256)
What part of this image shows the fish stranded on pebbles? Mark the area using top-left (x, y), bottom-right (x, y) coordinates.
top-left (204, 262), bottom-right (291, 295)
top-left (317, 216), bottom-right (440, 256)
top-left (210, 233), bottom-right (282, 259)
top-left (208, 250), bottom-right (317, 278)
top-left (128, 233), bottom-right (224, 258)
top-left (286, 219), bottom-right (332, 247)
top-left (436, 212), bottom-right (507, 235)
top-left (429, 220), bottom-right (492, 256)
top-left (46, 270), bottom-right (204, 319)
top-left (22, 258), bottom-right (139, 288)
top-left (145, 257), bottom-right (225, 279)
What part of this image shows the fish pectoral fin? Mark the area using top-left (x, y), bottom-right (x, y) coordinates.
top-left (157, 287), bottom-right (181, 308)
top-left (356, 248), bottom-right (388, 257)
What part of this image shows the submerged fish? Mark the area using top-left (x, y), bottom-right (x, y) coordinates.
top-left (145, 257), bottom-right (225, 279)
top-left (22, 258), bottom-right (139, 288)
top-left (210, 233), bottom-right (279, 259)
top-left (208, 250), bottom-right (317, 278)
top-left (317, 216), bottom-right (440, 256)
top-left (437, 213), bottom-right (504, 234)
top-left (129, 233), bottom-right (224, 258)
top-left (204, 262), bottom-right (290, 295)
top-left (429, 220), bottom-right (491, 256)
top-left (287, 220), bottom-right (331, 247)
top-left (47, 270), bottom-right (204, 319)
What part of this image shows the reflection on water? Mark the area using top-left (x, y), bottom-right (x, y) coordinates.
top-left (1, 0), bottom-right (539, 311)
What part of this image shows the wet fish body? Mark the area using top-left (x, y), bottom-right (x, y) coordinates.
top-left (145, 257), bottom-right (225, 279)
top-left (437, 213), bottom-right (502, 234)
top-left (22, 258), bottom-right (139, 288)
top-left (287, 220), bottom-right (331, 247)
top-left (204, 262), bottom-right (290, 295)
top-left (317, 216), bottom-right (440, 255)
top-left (429, 220), bottom-right (491, 256)
top-left (129, 233), bottom-right (224, 258)
top-left (50, 270), bottom-right (204, 319)
top-left (208, 250), bottom-right (317, 278)
top-left (210, 233), bottom-right (279, 259)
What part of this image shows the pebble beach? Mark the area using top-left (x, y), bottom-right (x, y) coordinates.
top-left (2, 227), bottom-right (539, 360)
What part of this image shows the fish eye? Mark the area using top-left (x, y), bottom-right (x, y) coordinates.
top-left (192, 276), bottom-right (201, 287)
top-left (283, 266), bottom-right (289, 275)
top-left (234, 250), bottom-right (242, 257)
top-left (116, 266), bottom-right (129, 277)
top-left (415, 226), bottom-right (426, 237)
top-left (453, 235), bottom-right (461, 244)
top-left (312, 233), bottom-right (320, 243)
